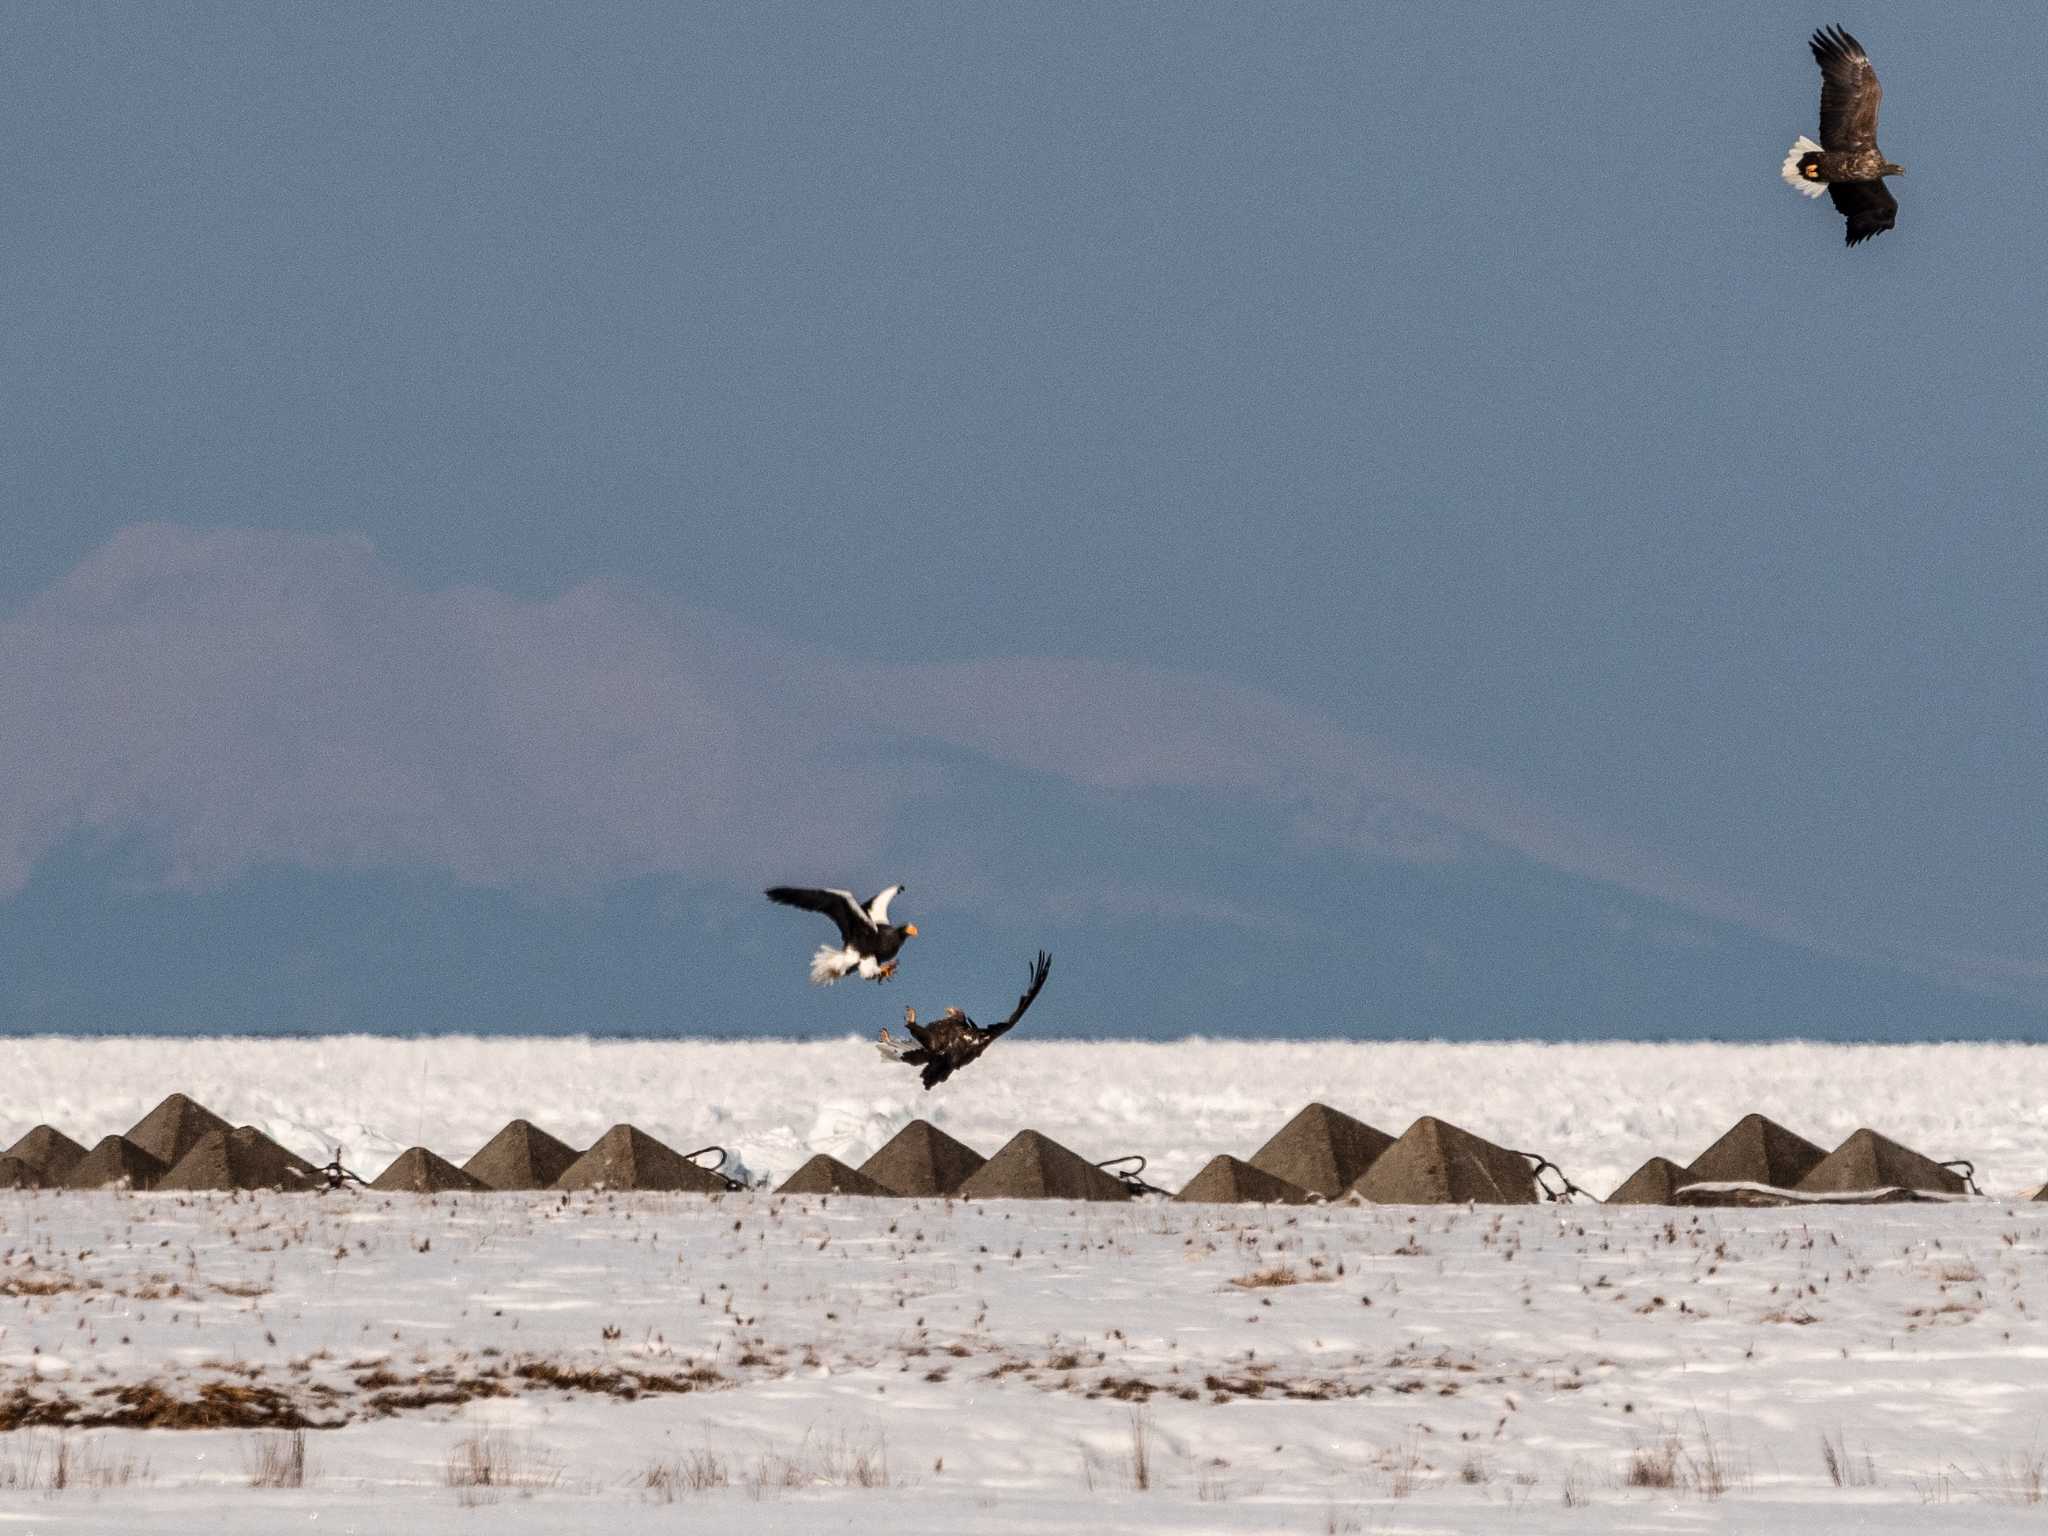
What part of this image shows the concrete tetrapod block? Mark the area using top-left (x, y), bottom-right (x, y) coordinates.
top-left (1174, 1154), bottom-right (1315, 1205)
top-left (157, 1126), bottom-right (320, 1192)
top-left (5, 1125), bottom-right (88, 1183)
top-left (1348, 1116), bottom-right (1537, 1205)
top-left (1795, 1129), bottom-right (1968, 1198)
top-left (1606, 1156), bottom-right (1688, 1205)
top-left (1685, 1114), bottom-right (1826, 1190)
top-left (64, 1135), bottom-right (168, 1191)
top-left (776, 1155), bottom-right (898, 1197)
top-left (857, 1119), bottom-right (986, 1197)
top-left (1248, 1103), bottom-right (1394, 1200)
top-left (954, 1130), bottom-right (1131, 1202)
top-left (125, 1093), bottom-right (235, 1171)
top-left (553, 1125), bottom-right (729, 1194)
top-left (372, 1147), bottom-right (490, 1194)
top-left (463, 1119), bottom-right (582, 1191)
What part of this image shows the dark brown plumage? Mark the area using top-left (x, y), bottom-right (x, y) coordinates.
top-left (882, 951), bottom-right (1052, 1090)
top-left (1782, 26), bottom-right (1903, 246)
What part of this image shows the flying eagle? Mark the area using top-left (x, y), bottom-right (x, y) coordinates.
top-left (766, 885), bottom-right (917, 984)
top-left (1781, 25), bottom-right (1903, 246)
top-left (878, 950), bottom-right (1052, 1089)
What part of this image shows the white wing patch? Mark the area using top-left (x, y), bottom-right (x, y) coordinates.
top-left (1782, 136), bottom-right (1828, 198)
top-left (866, 885), bottom-right (903, 925)
top-left (824, 889), bottom-right (875, 930)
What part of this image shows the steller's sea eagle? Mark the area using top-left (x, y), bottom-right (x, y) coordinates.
top-left (1781, 25), bottom-right (1903, 246)
top-left (766, 884), bottom-right (918, 983)
top-left (878, 950), bottom-right (1052, 1089)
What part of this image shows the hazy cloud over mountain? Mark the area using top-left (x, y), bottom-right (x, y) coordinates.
top-left (4, 524), bottom-right (1765, 934)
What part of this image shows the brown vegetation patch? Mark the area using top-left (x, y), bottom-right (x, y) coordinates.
top-left (512, 1359), bottom-right (727, 1399)
top-left (366, 1380), bottom-right (512, 1416)
top-left (1088, 1375), bottom-right (1163, 1401)
top-left (0, 1272), bottom-right (86, 1297)
top-left (1229, 1264), bottom-right (1318, 1289)
top-left (0, 1386), bottom-right (76, 1430)
top-left (82, 1381), bottom-right (332, 1430)
top-left (1759, 1308), bottom-right (1821, 1325)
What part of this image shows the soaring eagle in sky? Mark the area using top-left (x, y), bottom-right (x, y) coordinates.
top-left (766, 884), bottom-right (918, 983)
top-left (1781, 25), bottom-right (1903, 246)
top-left (878, 950), bottom-right (1052, 1089)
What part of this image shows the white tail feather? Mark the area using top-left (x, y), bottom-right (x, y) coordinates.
top-left (1782, 135), bottom-right (1828, 198)
top-left (809, 945), bottom-right (853, 985)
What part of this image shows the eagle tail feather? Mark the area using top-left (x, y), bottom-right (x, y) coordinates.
top-left (809, 945), bottom-right (852, 985)
top-left (1781, 136), bottom-right (1828, 198)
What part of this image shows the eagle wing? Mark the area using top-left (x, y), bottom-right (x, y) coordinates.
top-left (866, 885), bottom-right (905, 924)
top-left (1827, 179), bottom-right (1897, 246)
top-left (982, 950), bottom-right (1052, 1041)
top-left (765, 886), bottom-right (874, 946)
top-left (1811, 25), bottom-right (1881, 155)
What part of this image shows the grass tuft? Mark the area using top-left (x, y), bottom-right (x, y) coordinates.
top-left (0, 1432), bottom-right (150, 1491)
top-left (246, 1429), bottom-right (309, 1488)
top-left (442, 1431), bottom-right (563, 1506)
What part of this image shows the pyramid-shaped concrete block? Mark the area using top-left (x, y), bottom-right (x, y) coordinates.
top-left (1349, 1116), bottom-right (1537, 1204)
top-left (371, 1147), bottom-right (489, 1194)
top-left (1174, 1154), bottom-right (1314, 1205)
top-left (158, 1126), bottom-right (319, 1192)
top-left (463, 1120), bottom-right (581, 1190)
top-left (1606, 1156), bottom-right (1687, 1205)
top-left (955, 1130), bottom-right (1131, 1202)
top-left (0, 1155), bottom-right (44, 1189)
top-left (1685, 1113), bottom-right (1825, 1189)
top-left (125, 1093), bottom-right (235, 1170)
top-left (857, 1119), bottom-right (986, 1197)
top-left (776, 1154), bottom-right (898, 1197)
top-left (64, 1135), bottom-right (167, 1191)
top-left (1248, 1103), bottom-right (1394, 1199)
top-left (553, 1124), bottom-right (728, 1193)
top-left (5, 1125), bottom-right (88, 1183)
top-left (1796, 1129), bottom-right (1967, 1198)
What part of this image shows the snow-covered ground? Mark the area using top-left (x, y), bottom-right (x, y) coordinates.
top-left (4, 1037), bottom-right (2048, 1532)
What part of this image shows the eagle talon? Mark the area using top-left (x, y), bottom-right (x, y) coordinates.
top-left (877, 961), bottom-right (898, 982)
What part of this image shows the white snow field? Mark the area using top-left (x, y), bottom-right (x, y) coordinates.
top-left (6, 1035), bottom-right (2048, 1199)
top-left (3, 1037), bottom-right (2048, 1532)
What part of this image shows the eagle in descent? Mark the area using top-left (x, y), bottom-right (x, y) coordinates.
top-left (766, 884), bottom-right (918, 984)
top-left (1781, 25), bottom-right (1903, 246)
top-left (878, 950), bottom-right (1052, 1090)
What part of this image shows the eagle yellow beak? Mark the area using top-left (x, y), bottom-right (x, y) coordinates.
top-left (905, 924), bottom-right (919, 937)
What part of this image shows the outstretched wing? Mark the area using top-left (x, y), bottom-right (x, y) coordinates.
top-left (1828, 178), bottom-right (1897, 246)
top-left (866, 884), bottom-right (905, 924)
top-left (983, 951), bottom-right (1052, 1041)
top-left (765, 886), bottom-right (873, 945)
top-left (1811, 25), bottom-right (1881, 155)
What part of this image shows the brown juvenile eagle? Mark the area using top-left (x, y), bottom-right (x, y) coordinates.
top-left (766, 884), bottom-right (917, 983)
top-left (1782, 25), bottom-right (1903, 246)
top-left (877, 950), bottom-right (1051, 1089)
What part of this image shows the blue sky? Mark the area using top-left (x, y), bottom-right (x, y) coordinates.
top-left (4, 4), bottom-right (2047, 1039)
